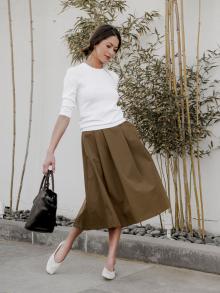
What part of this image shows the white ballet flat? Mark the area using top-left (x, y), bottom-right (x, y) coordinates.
top-left (46, 240), bottom-right (66, 275)
top-left (101, 266), bottom-right (116, 280)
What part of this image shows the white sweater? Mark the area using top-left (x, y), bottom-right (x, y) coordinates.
top-left (59, 62), bottom-right (126, 132)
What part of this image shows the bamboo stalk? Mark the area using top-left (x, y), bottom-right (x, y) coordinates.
top-left (165, 154), bottom-right (174, 226)
top-left (174, 0), bottom-right (192, 233)
top-left (176, 157), bottom-right (185, 229)
top-left (165, 155), bottom-right (171, 202)
top-left (170, 0), bottom-right (177, 92)
top-left (16, 0), bottom-right (34, 210)
top-left (156, 154), bottom-right (170, 232)
top-left (165, 0), bottom-right (181, 231)
top-left (156, 154), bottom-right (167, 190)
top-left (169, 0), bottom-right (188, 231)
top-left (165, 0), bottom-right (193, 233)
top-left (195, 0), bottom-right (205, 239)
top-left (159, 214), bottom-right (164, 231)
top-left (7, 0), bottom-right (16, 214)
top-left (170, 156), bottom-right (180, 229)
top-left (174, 0), bottom-right (183, 92)
top-left (180, 0), bottom-right (202, 235)
top-left (182, 152), bottom-right (192, 231)
top-left (165, 0), bottom-right (171, 90)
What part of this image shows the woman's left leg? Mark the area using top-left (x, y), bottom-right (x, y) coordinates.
top-left (105, 226), bottom-right (122, 271)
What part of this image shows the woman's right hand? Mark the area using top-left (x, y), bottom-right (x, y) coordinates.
top-left (42, 151), bottom-right (55, 175)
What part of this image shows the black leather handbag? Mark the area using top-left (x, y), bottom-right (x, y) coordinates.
top-left (25, 170), bottom-right (57, 233)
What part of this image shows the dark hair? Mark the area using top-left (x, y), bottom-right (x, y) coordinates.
top-left (81, 24), bottom-right (121, 57)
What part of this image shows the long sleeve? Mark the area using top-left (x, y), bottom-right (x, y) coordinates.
top-left (108, 70), bottom-right (119, 90)
top-left (59, 67), bottom-right (78, 118)
top-left (114, 72), bottom-right (119, 88)
top-left (57, 62), bottom-right (125, 132)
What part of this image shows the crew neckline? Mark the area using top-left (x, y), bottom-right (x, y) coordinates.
top-left (83, 62), bottom-right (105, 71)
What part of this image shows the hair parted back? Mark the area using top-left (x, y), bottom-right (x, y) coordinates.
top-left (81, 24), bottom-right (121, 57)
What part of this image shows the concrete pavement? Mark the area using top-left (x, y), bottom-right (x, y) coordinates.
top-left (1, 220), bottom-right (220, 275)
top-left (1, 239), bottom-right (220, 293)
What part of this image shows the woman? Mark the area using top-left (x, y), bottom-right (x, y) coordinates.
top-left (43, 24), bottom-right (170, 280)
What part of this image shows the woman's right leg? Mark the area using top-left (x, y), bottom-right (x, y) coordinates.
top-left (105, 226), bottom-right (121, 271)
top-left (54, 226), bottom-right (83, 263)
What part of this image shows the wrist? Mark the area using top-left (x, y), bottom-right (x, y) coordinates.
top-left (47, 148), bottom-right (54, 155)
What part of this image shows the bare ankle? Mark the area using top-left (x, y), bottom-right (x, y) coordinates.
top-left (54, 243), bottom-right (69, 263)
top-left (105, 258), bottom-right (116, 270)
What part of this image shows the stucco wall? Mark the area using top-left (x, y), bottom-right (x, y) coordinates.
top-left (1, 0), bottom-right (220, 233)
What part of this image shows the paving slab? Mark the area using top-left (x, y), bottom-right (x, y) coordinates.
top-left (1, 219), bottom-right (220, 275)
top-left (1, 239), bottom-right (220, 293)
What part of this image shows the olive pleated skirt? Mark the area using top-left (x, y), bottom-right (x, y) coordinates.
top-left (72, 120), bottom-right (170, 230)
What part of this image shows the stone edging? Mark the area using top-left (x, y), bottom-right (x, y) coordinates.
top-left (1, 219), bottom-right (220, 275)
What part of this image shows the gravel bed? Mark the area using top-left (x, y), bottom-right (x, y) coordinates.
top-left (2, 207), bottom-right (220, 247)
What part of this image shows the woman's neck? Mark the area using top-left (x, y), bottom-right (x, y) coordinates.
top-left (85, 55), bottom-right (104, 69)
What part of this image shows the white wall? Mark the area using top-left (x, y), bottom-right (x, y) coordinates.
top-left (1, 0), bottom-right (220, 233)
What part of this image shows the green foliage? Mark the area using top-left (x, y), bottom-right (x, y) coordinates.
top-left (61, 0), bottom-right (220, 158)
top-left (61, 0), bottom-right (127, 62)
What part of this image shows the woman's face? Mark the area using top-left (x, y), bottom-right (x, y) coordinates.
top-left (94, 35), bottom-right (119, 64)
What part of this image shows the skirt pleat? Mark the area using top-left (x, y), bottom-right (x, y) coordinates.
top-left (72, 121), bottom-right (170, 230)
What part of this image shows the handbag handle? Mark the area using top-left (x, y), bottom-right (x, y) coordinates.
top-left (39, 170), bottom-right (55, 192)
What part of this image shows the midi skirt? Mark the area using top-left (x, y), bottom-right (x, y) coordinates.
top-left (72, 120), bottom-right (170, 230)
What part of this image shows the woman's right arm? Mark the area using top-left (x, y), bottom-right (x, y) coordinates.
top-left (42, 115), bottom-right (70, 174)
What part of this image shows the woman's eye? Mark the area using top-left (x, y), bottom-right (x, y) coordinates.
top-left (106, 44), bottom-right (117, 53)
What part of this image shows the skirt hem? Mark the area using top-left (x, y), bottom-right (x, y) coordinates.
top-left (72, 204), bottom-right (170, 231)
